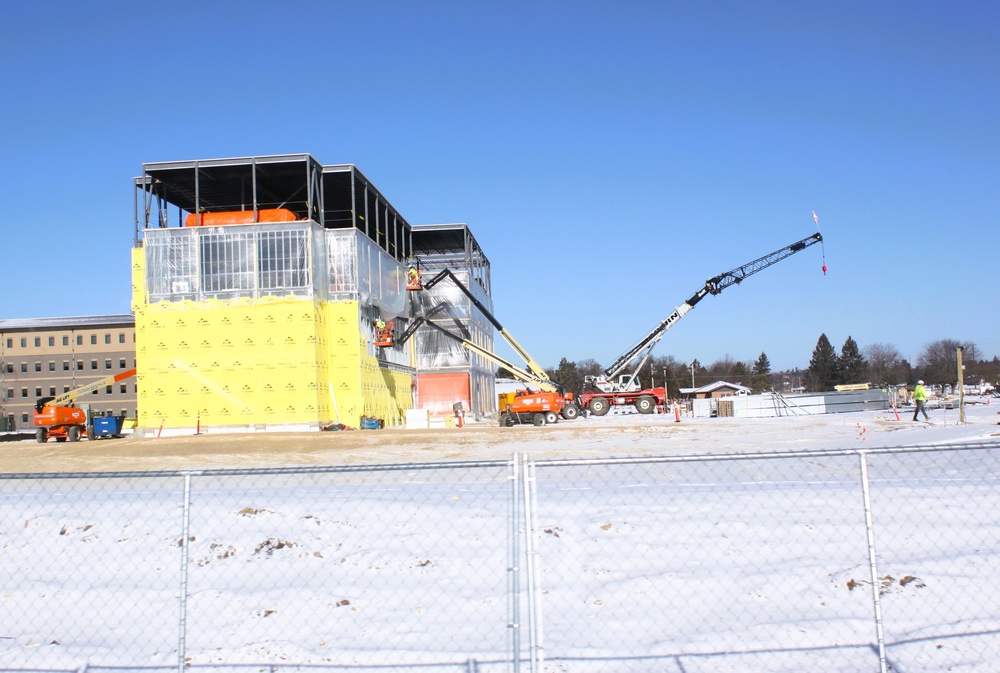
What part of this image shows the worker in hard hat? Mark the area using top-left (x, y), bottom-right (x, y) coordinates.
top-left (406, 262), bottom-right (420, 289)
top-left (912, 380), bottom-right (930, 422)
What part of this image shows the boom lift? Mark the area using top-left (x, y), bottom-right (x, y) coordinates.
top-left (33, 368), bottom-right (137, 442)
top-left (580, 232), bottom-right (823, 416)
top-left (420, 268), bottom-right (553, 384)
top-left (392, 305), bottom-right (579, 426)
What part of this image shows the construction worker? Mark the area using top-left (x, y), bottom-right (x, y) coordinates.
top-left (407, 263), bottom-right (420, 287)
top-left (375, 318), bottom-right (386, 332)
top-left (912, 380), bottom-right (930, 422)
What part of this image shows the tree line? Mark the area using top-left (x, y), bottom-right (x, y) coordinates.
top-left (497, 336), bottom-right (998, 398)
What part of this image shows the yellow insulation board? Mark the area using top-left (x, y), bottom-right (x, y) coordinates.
top-left (136, 299), bottom-right (328, 428)
top-left (132, 247), bottom-right (413, 431)
top-left (321, 302), bottom-right (412, 428)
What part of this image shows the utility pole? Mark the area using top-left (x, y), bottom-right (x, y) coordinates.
top-left (690, 361), bottom-right (696, 388)
top-left (957, 346), bottom-right (965, 424)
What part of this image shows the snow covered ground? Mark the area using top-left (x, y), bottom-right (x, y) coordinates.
top-left (1, 402), bottom-right (999, 672)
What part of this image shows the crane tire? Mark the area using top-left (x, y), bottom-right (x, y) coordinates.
top-left (532, 413), bottom-right (546, 427)
top-left (561, 404), bottom-right (580, 420)
top-left (589, 398), bottom-right (611, 416)
top-left (500, 413), bottom-right (514, 427)
top-left (35, 428), bottom-right (47, 444)
top-left (87, 427), bottom-right (96, 441)
top-left (636, 396), bottom-right (656, 414)
top-left (544, 411), bottom-right (559, 425)
top-left (68, 426), bottom-right (81, 442)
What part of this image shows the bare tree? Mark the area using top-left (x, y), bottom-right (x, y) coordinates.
top-left (576, 358), bottom-right (604, 378)
top-left (917, 339), bottom-right (975, 385)
top-left (705, 354), bottom-right (751, 385)
top-left (863, 343), bottom-right (905, 385)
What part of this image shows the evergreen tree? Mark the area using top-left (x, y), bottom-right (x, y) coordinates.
top-left (806, 333), bottom-right (838, 391)
top-left (551, 357), bottom-right (582, 395)
top-left (731, 360), bottom-right (751, 382)
top-left (837, 336), bottom-right (868, 385)
top-left (751, 352), bottom-right (772, 393)
top-left (496, 366), bottom-right (517, 379)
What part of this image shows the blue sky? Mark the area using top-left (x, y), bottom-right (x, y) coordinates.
top-left (2, 0), bottom-right (997, 372)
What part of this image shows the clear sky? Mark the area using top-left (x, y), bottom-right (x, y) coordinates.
top-left (3, 1), bottom-right (997, 372)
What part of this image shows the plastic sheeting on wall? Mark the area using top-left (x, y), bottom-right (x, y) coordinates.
top-left (144, 224), bottom-right (406, 318)
top-left (411, 269), bottom-right (494, 372)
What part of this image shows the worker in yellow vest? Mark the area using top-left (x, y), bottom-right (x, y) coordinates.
top-left (912, 380), bottom-right (930, 422)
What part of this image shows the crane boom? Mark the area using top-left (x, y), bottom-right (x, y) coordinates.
top-left (600, 232), bottom-right (823, 384)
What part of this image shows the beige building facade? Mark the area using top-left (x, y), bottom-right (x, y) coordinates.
top-left (0, 315), bottom-right (137, 431)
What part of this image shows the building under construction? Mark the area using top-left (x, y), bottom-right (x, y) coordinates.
top-left (132, 154), bottom-right (494, 434)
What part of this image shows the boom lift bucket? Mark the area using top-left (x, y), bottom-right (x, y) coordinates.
top-left (406, 262), bottom-right (422, 291)
top-left (374, 322), bottom-right (395, 348)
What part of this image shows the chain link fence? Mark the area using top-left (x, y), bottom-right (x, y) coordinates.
top-left (2, 443), bottom-right (998, 672)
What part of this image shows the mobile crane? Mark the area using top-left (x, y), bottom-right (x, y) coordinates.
top-left (33, 368), bottom-right (137, 442)
top-left (580, 232), bottom-right (823, 416)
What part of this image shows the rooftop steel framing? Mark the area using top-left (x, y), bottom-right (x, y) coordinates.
top-left (134, 154), bottom-right (413, 262)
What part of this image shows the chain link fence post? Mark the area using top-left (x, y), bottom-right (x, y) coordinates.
top-left (177, 472), bottom-right (194, 673)
top-left (858, 451), bottom-right (888, 673)
top-left (508, 454), bottom-right (521, 673)
top-left (522, 455), bottom-right (543, 673)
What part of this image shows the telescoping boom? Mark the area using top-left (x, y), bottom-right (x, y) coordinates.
top-left (396, 315), bottom-right (560, 394)
top-left (421, 269), bottom-right (552, 385)
top-left (590, 232), bottom-right (823, 394)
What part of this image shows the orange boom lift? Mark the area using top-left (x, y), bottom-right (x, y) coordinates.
top-left (33, 369), bottom-right (137, 443)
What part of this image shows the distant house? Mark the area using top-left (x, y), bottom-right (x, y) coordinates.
top-left (679, 381), bottom-right (752, 399)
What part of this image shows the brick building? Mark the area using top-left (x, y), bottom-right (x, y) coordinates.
top-left (0, 315), bottom-right (137, 431)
